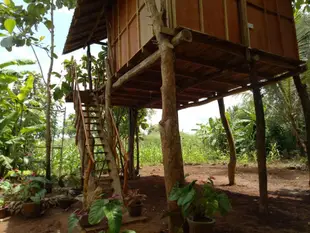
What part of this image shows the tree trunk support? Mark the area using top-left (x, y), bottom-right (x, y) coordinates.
top-left (145, 0), bottom-right (185, 232)
top-left (136, 121), bottom-right (140, 176)
top-left (293, 75), bottom-right (310, 186)
top-left (250, 61), bottom-right (268, 214)
top-left (218, 98), bottom-right (237, 185)
top-left (128, 108), bottom-right (137, 179)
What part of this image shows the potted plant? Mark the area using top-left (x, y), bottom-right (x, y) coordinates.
top-left (0, 198), bottom-right (8, 219)
top-left (0, 180), bottom-right (13, 219)
top-left (169, 177), bottom-right (232, 233)
top-left (14, 176), bottom-right (48, 218)
top-left (124, 189), bottom-right (147, 217)
top-left (68, 195), bottom-right (136, 233)
top-left (57, 196), bottom-right (76, 209)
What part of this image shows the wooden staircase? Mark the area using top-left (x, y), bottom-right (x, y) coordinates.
top-left (72, 69), bottom-right (123, 201)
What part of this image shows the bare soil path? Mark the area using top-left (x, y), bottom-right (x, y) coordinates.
top-left (0, 164), bottom-right (309, 233)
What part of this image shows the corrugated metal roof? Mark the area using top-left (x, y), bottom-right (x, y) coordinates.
top-left (63, 0), bottom-right (110, 54)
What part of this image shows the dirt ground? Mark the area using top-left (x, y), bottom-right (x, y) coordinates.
top-left (0, 164), bottom-right (309, 233)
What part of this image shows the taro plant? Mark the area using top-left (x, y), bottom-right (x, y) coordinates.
top-left (169, 177), bottom-right (232, 221)
top-left (13, 176), bottom-right (48, 204)
top-left (68, 196), bottom-right (136, 233)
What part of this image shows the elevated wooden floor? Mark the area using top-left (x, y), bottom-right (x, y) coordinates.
top-left (66, 28), bottom-right (306, 109)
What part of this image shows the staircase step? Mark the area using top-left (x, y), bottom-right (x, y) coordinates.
top-left (98, 176), bottom-right (113, 182)
top-left (83, 116), bottom-right (99, 119)
top-left (94, 151), bottom-right (107, 154)
top-left (88, 129), bottom-right (102, 132)
top-left (94, 144), bottom-right (106, 147)
top-left (85, 122), bottom-right (99, 125)
top-left (83, 110), bottom-right (100, 113)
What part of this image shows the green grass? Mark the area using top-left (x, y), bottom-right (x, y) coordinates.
top-left (139, 132), bottom-right (229, 166)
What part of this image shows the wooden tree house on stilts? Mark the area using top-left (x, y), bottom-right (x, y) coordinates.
top-left (63, 0), bottom-right (306, 230)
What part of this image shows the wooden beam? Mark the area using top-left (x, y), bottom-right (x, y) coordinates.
top-left (179, 66), bottom-right (306, 110)
top-left (112, 29), bottom-right (192, 91)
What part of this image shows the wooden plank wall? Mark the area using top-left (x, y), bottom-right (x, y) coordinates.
top-left (173, 0), bottom-right (298, 59)
top-left (109, 0), bottom-right (161, 72)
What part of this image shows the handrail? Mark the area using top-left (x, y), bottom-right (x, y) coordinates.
top-left (109, 108), bottom-right (129, 193)
top-left (72, 65), bottom-right (95, 163)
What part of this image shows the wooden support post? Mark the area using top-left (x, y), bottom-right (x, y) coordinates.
top-left (105, 59), bottom-right (113, 147)
top-left (87, 45), bottom-right (93, 91)
top-left (250, 61), bottom-right (268, 214)
top-left (135, 120), bottom-right (140, 176)
top-left (218, 98), bottom-right (236, 185)
top-left (128, 108), bottom-right (137, 179)
top-left (293, 75), bottom-right (310, 186)
top-left (145, 0), bottom-right (185, 232)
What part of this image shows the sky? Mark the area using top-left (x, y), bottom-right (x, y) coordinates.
top-left (0, 4), bottom-right (242, 133)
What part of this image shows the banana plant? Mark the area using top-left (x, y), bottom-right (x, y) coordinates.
top-left (0, 59), bottom-right (45, 175)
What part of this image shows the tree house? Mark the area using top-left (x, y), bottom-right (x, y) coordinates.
top-left (63, 0), bottom-right (307, 228)
top-left (64, 0), bottom-right (304, 110)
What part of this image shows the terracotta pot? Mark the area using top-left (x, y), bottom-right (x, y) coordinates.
top-left (79, 214), bottom-right (92, 228)
top-left (187, 216), bottom-right (215, 233)
top-left (0, 207), bottom-right (8, 219)
top-left (128, 204), bottom-right (143, 217)
top-left (22, 202), bottom-right (42, 218)
top-left (58, 198), bottom-right (75, 209)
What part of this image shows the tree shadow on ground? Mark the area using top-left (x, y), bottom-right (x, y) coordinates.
top-left (129, 175), bottom-right (310, 233)
top-left (2, 174), bottom-right (310, 233)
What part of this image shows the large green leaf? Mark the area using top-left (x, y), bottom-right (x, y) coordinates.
top-left (0, 111), bottom-right (19, 133)
top-left (68, 213), bottom-right (79, 233)
top-left (4, 19), bottom-right (16, 34)
top-left (103, 202), bottom-right (123, 233)
top-left (0, 59), bottom-right (35, 69)
top-left (0, 155), bottom-right (13, 170)
top-left (17, 74), bottom-right (34, 102)
top-left (3, 0), bottom-right (11, 5)
top-left (217, 193), bottom-right (232, 215)
top-left (21, 124), bottom-right (45, 134)
top-left (88, 199), bottom-right (108, 225)
top-left (1, 36), bottom-right (13, 50)
top-left (53, 87), bottom-right (64, 101)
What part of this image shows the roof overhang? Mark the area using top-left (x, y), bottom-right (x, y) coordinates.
top-left (63, 0), bottom-right (112, 54)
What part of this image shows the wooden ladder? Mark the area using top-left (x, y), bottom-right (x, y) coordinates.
top-left (82, 103), bottom-right (122, 198)
top-left (72, 65), bottom-right (122, 201)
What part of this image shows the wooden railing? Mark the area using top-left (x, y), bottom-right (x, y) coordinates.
top-left (72, 65), bottom-right (95, 164)
top-left (109, 108), bottom-right (129, 193)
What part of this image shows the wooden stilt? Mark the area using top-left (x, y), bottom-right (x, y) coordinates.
top-left (293, 75), bottom-right (310, 186)
top-left (135, 120), bottom-right (140, 176)
top-left (218, 98), bottom-right (237, 185)
top-left (128, 108), bottom-right (137, 179)
top-left (145, 0), bottom-right (185, 232)
top-left (250, 61), bottom-right (268, 214)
